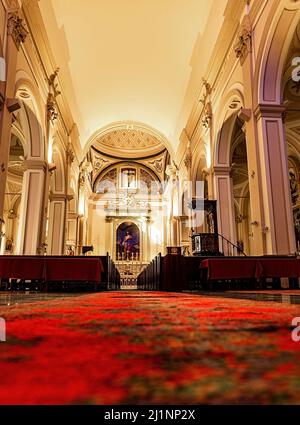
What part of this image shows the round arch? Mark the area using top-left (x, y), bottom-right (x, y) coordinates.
top-left (214, 89), bottom-right (244, 167)
top-left (254, 0), bottom-right (300, 105)
top-left (15, 78), bottom-right (45, 160)
top-left (93, 160), bottom-right (162, 193)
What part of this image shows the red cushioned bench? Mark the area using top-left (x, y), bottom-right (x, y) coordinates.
top-left (200, 257), bottom-right (300, 290)
top-left (0, 256), bottom-right (105, 291)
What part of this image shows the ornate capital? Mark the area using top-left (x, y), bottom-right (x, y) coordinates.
top-left (7, 12), bottom-right (28, 50)
top-left (184, 151), bottom-right (192, 169)
top-left (66, 143), bottom-right (75, 164)
top-left (202, 102), bottom-right (212, 129)
top-left (254, 103), bottom-right (285, 120)
top-left (199, 78), bottom-right (212, 105)
top-left (47, 69), bottom-right (61, 123)
top-left (47, 94), bottom-right (58, 122)
top-left (184, 141), bottom-right (192, 170)
top-left (166, 161), bottom-right (179, 181)
top-left (79, 171), bottom-right (85, 188)
top-left (48, 68), bottom-right (61, 98)
top-left (234, 15), bottom-right (252, 63)
top-left (199, 79), bottom-right (213, 130)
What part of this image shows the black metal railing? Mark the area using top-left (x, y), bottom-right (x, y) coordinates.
top-left (217, 233), bottom-right (246, 256)
top-left (191, 233), bottom-right (246, 257)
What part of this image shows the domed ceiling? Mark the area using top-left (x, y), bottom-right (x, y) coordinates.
top-left (93, 128), bottom-right (165, 158)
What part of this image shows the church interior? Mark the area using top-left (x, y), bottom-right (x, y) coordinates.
top-left (1, 0), bottom-right (300, 406)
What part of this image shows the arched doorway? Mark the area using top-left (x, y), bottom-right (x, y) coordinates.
top-left (230, 118), bottom-right (251, 255)
top-left (282, 19), bottom-right (300, 253)
top-left (2, 134), bottom-right (25, 254)
top-left (116, 221), bottom-right (140, 261)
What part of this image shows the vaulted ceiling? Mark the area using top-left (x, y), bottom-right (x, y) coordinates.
top-left (39, 0), bottom-right (226, 151)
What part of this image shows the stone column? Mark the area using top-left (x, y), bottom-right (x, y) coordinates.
top-left (0, 11), bottom-right (28, 240)
top-left (213, 166), bottom-right (237, 250)
top-left (235, 15), bottom-right (268, 255)
top-left (166, 163), bottom-right (179, 246)
top-left (105, 216), bottom-right (113, 258)
top-left (47, 193), bottom-right (66, 255)
top-left (61, 143), bottom-right (75, 254)
top-left (254, 105), bottom-right (295, 254)
top-left (16, 160), bottom-right (47, 254)
top-left (77, 215), bottom-right (87, 255)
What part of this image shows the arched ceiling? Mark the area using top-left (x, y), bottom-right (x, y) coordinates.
top-left (93, 128), bottom-right (164, 158)
top-left (38, 0), bottom-right (226, 151)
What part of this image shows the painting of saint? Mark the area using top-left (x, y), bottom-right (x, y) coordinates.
top-left (116, 222), bottom-right (140, 260)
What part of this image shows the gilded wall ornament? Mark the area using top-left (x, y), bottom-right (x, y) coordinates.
top-left (202, 102), bottom-right (212, 129)
top-left (184, 150), bottom-right (192, 169)
top-left (234, 15), bottom-right (252, 63)
top-left (94, 155), bottom-right (109, 171)
top-left (148, 158), bottom-right (163, 174)
top-left (47, 94), bottom-right (58, 122)
top-left (79, 172), bottom-right (85, 187)
top-left (7, 12), bottom-right (28, 50)
top-left (66, 143), bottom-right (75, 164)
top-left (47, 69), bottom-right (61, 122)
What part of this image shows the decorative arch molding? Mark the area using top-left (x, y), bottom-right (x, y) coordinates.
top-left (255, 0), bottom-right (300, 105)
top-left (83, 120), bottom-right (174, 159)
top-left (14, 79), bottom-right (45, 160)
top-left (191, 150), bottom-right (206, 185)
top-left (15, 75), bottom-right (45, 123)
top-left (93, 160), bottom-right (161, 193)
top-left (214, 88), bottom-right (244, 167)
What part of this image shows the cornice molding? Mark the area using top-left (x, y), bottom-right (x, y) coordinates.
top-left (212, 165), bottom-right (231, 175)
top-left (254, 103), bottom-right (286, 119)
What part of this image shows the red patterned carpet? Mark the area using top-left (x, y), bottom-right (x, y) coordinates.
top-left (1, 291), bottom-right (300, 405)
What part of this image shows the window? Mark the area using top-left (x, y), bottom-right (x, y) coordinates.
top-left (120, 168), bottom-right (137, 189)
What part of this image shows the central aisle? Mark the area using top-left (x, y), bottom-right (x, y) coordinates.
top-left (1, 291), bottom-right (300, 404)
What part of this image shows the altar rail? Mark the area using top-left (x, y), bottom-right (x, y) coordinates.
top-left (137, 253), bottom-right (300, 291)
top-left (0, 254), bottom-right (120, 292)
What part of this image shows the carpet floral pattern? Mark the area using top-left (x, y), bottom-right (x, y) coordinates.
top-left (1, 292), bottom-right (300, 404)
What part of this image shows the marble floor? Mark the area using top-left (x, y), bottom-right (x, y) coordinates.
top-left (0, 292), bottom-right (85, 306)
top-left (194, 290), bottom-right (300, 305)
